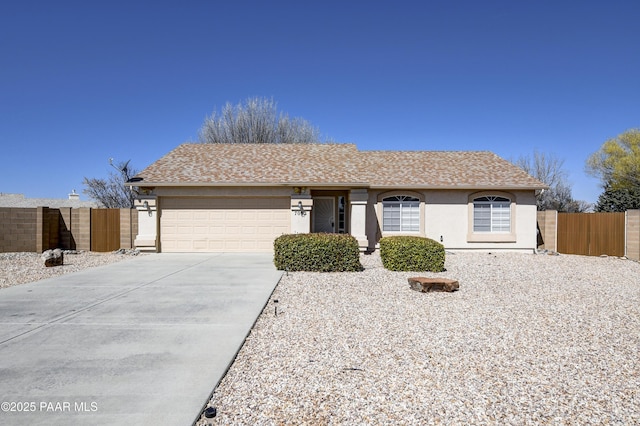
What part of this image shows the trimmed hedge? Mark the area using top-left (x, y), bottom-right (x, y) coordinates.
top-left (379, 236), bottom-right (445, 272)
top-left (274, 233), bottom-right (363, 272)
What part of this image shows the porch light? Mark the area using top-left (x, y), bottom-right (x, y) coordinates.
top-left (295, 201), bottom-right (306, 216)
top-left (142, 200), bottom-right (152, 216)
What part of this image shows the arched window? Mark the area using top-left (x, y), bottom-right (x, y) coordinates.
top-left (382, 196), bottom-right (419, 232)
top-left (473, 196), bottom-right (511, 232)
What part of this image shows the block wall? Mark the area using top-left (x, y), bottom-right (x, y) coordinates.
top-left (119, 208), bottom-right (138, 249)
top-left (0, 208), bottom-right (138, 253)
top-left (0, 208), bottom-right (37, 252)
top-left (536, 210), bottom-right (557, 252)
top-left (627, 210), bottom-right (640, 261)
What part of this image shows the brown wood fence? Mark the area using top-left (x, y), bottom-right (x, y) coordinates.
top-left (557, 212), bottom-right (625, 257)
top-left (90, 209), bottom-right (121, 252)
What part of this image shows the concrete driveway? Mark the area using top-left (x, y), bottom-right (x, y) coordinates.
top-left (0, 253), bottom-right (282, 426)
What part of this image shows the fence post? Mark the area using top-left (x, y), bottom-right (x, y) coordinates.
top-left (627, 210), bottom-right (640, 261)
top-left (77, 208), bottom-right (92, 251)
top-left (36, 207), bottom-right (48, 253)
top-left (536, 210), bottom-right (558, 252)
top-left (119, 208), bottom-right (135, 249)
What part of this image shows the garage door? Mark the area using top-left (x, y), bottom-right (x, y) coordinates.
top-left (160, 197), bottom-right (290, 252)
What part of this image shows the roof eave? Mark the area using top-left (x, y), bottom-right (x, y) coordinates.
top-left (126, 181), bottom-right (370, 188)
top-left (127, 181), bottom-right (547, 191)
top-left (370, 185), bottom-right (549, 191)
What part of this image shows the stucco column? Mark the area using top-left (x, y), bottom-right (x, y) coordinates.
top-left (350, 189), bottom-right (368, 251)
top-left (291, 194), bottom-right (312, 234)
top-left (134, 197), bottom-right (158, 252)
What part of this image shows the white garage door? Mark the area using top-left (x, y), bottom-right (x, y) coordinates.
top-left (160, 197), bottom-right (290, 252)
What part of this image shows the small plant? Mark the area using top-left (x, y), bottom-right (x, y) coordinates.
top-left (379, 236), bottom-right (445, 272)
top-left (274, 233), bottom-right (363, 272)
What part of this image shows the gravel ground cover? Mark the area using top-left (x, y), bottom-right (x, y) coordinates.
top-left (0, 251), bottom-right (141, 288)
top-left (198, 251), bottom-right (640, 426)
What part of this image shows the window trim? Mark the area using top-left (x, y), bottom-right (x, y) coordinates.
top-left (377, 190), bottom-right (424, 235)
top-left (467, 191), bottom-right (517, 243)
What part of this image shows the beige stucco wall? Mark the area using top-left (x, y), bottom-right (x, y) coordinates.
top-left (140, 186), bottom-right (538, 253)
top-left (367, 189), bottom-right (538, 251)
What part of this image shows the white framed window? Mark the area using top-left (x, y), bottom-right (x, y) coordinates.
top-left (473, 196), bottom-right (511, 232)
top-left (382, 195), bottom-right (420, 232)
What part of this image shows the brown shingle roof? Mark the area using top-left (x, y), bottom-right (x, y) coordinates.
top-left (134, 143), bottom-right (546, 189)
top-left (137, 143), bottom-right (364, 186)
top-left (359, 150), bottom-right (545, 188)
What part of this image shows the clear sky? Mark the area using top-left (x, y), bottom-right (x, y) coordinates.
top-left (2, 0), bottom-right (638, 204)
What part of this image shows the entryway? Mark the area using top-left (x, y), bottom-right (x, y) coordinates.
top-left (311, 192), bottom-right (347, 233)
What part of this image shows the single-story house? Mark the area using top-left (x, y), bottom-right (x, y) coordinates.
top-left (0, 191), bottom-right (99, 208)
top-left (127, 143), bottom-right (546, 253)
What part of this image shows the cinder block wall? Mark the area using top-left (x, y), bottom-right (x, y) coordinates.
top-left (47, 208), bottom-right (59, 249)
top-left (119, 208), bottom-right (138, 249)
top-left (120, 209), bottom-right (130, 249)
top-left (1, 207), bottom-right (138, 253)
top-left (0, 208), bottom-right (37, 252)
top-left (131, 209), bottom-right (139, 249)
top-left (627, 210), bottom-right (640, 261)
top-left (536, 210), bottom-right (557, 252)
top-left (59, 207), bottom-right (75, 250)
top-left (35, 207), bottom-right (60, 252)
top-left (76, 208), bottom-right (91, 251)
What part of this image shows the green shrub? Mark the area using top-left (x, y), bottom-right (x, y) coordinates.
top-left (274, 233), bottom-right (363, 272)
top-left (379, 236), bottom-right (445, 272)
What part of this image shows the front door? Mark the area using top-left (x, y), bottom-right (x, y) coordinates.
top-left (313, 197), bottom-right (335, 233)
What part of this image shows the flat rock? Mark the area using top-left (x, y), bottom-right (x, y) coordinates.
top-left (408, 277), bottom-right (459, 293)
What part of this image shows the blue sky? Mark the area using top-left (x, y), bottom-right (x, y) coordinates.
top-left (1, 0), bottom-right (638, 204)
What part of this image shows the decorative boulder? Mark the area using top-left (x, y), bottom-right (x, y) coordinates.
top-left (408, 277), bottom-right (459, 293)
top-left (42, 249), bottom-right (64, 267)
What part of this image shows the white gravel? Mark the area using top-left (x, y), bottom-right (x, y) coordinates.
top-left (0, 251), bottom-right (142, 288)
top-left (198, 251), bottom-right (640, 425)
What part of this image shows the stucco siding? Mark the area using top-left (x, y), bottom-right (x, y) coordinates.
top-left (367, 189), bottom-right (538, 251)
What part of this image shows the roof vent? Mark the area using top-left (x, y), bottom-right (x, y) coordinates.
top-left (68, 189), bottom-right (80, 201)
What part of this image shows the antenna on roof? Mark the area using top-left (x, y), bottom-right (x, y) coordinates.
top-left (121, 160), bottom-right (131, 176)
top-left (109, 158), bottom-right (131, 176)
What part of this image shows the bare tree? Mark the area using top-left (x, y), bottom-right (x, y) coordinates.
top-left (514, 151), bottom-right (591, 212)
top-left (82, 159), bottom-right (138, 208)
top-left (198, 97), bottom-right (322, 144)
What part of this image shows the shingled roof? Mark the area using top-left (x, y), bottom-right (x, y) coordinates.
top-left (0, 193), bottom-right (99, 208)
top-left (133, 143), bottom-right (546, 190)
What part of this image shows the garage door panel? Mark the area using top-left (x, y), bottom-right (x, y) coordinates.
top-left (160, 197), bottom-right (290, 252)
top-left (208, 241), bottom-right (223, 250)
top-left (176, 240), bottom-right (192, 250)
top-left (176, 211), bottom-right (193, 220)
top-left (193, 211), bottom-right (209, 220)
top-left (193, 240), bottom-right (208, 250)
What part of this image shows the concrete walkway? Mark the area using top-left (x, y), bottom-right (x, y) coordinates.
top-left (0, 253), bottom-right (282, 425)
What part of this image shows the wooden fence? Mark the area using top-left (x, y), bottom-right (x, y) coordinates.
top-left (537, 210), bottom-right (639, 260)
top-left (91, 209), bottom-right (122, 252)
top-left (557, 212), bottom-right (625, 257)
